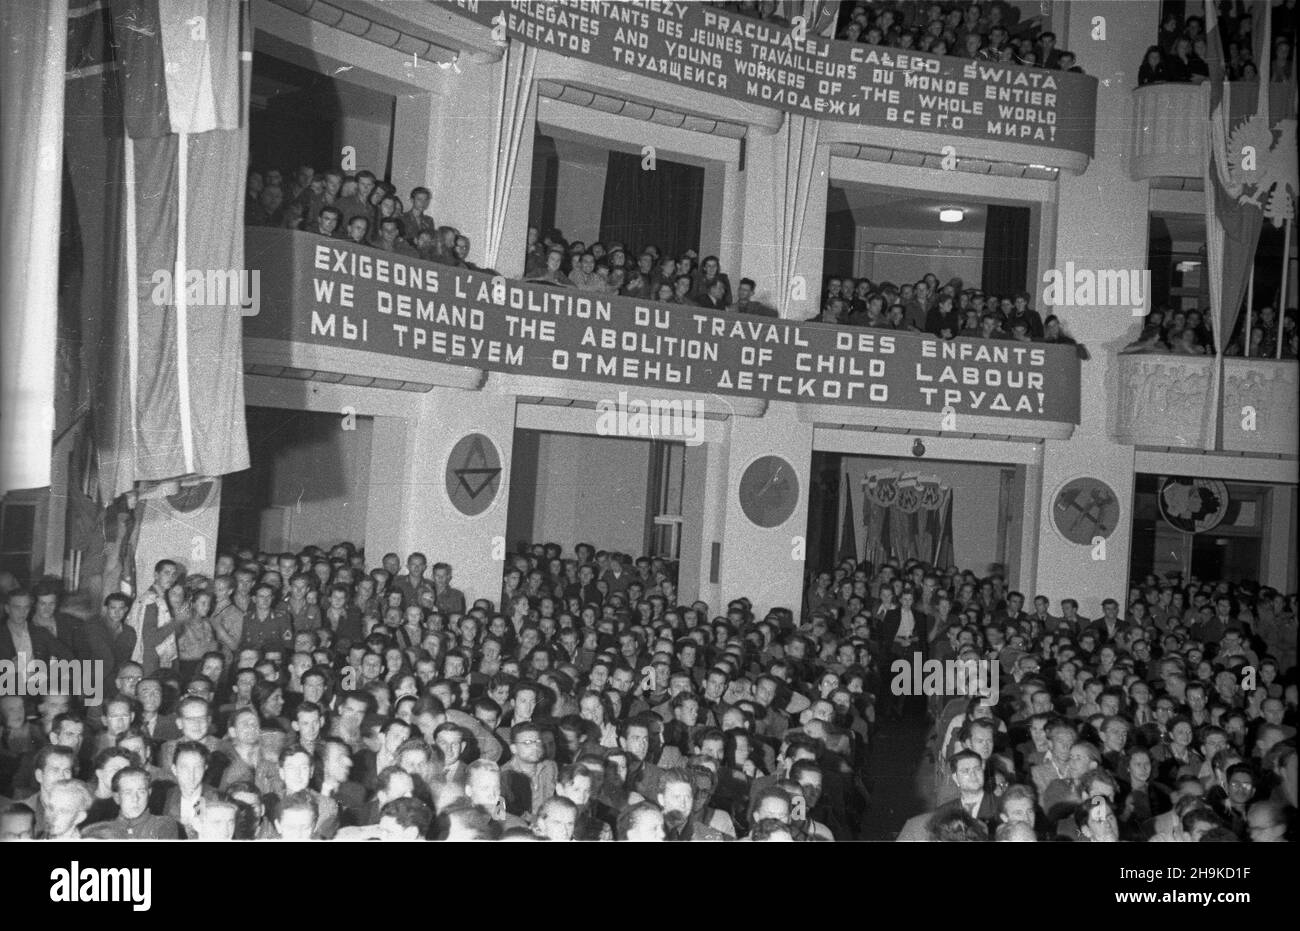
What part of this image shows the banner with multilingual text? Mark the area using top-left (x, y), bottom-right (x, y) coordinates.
top-left (446, 0), bottom-right (1097, 159)
top-left (245, 230), bottom-right (1081, 425)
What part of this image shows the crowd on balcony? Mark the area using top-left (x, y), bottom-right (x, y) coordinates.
top-left (830, 1), bottom-right (1084, 72)
top-left (522, 227), bottom-right (778, 317)
top-left (1140, 2), bottom-right (1297, 85)
top-left (0, 535), bottom-right (1293, 842)
top-left (243, 165), bottom-right (496, 276)
top-left (1123, 305), bottom-right (1299, 358)
top-left (815, 273), bottom-right (1088, 352)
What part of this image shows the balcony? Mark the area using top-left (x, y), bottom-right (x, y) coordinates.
top-left (1131, 81), bottom-right (1296, 181)
top-left (1114, 352), bottom-right (1298, 454)
top-left (243, 229), bottom-right (1082, 441)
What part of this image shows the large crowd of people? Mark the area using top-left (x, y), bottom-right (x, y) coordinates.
top-left (831, 1), bottom-right (1085, 72)
top-left (0, 537), bottom-right (1294, 842)
top-left (1123, 305), bottom-right (1300, 358)
top-left (1140, 2), bottom-right (1297, 85)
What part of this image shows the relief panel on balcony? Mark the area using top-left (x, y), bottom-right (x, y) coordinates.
top-left (1222, 359), bottom-right (1300, 455)
top-left (1130, 83), bottom-right (1206, 180)
top-left (1130, 82), bottom-right (1296, 181)
top-left (1115, 354), bottom-right (1213, 447)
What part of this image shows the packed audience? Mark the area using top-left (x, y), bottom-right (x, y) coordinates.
top-left (804, 560), bottom-right (1297, 842)
top-left (1140, 2), bottom-right (1297, 85)
top-left (244, 164), bottom-right (495, 276)
top-left (830, 1), bottom-right (1085, 73)
top-left (0, 538), bottom-right (1294, 842)
top-left (814, 272), bottom-right (1088, 352)
top-left (1123, 304), bottom-right (1299, 358)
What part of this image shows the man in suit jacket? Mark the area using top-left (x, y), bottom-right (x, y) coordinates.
top-left (878, 590), bottom-right (930, 719)
top-left (896, 750), bottom-right (998, 841)
top-left (1, 589), bottom-right (74, 665)
top-left (1085, 599), bottom-right (1129, 643)
top-left (878, 589), bottom-right (932, 660)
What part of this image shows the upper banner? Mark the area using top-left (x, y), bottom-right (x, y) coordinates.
top-left (244, 230), bottom-right (1081, 425)
top-left (446, 1), bottom-right (1097, 158)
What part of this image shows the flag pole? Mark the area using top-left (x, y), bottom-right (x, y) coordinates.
top-left (1244, 264), bottom-right (1254, 354)
top-left (1280, 217), bottom-right (1293, 360)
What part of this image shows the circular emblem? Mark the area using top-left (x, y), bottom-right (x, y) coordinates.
top-left (445, 434), bottom-right (502, 517)
top-left (738, 455), bottom-right (799, 529)
top-left (1051, 477), bottom-right (1121, 545)
top-left (166, 480), bottom-right (215, 514)
top-left (1157, 478), bottom-right (1229, 534)
top-left (896, 486), bottom-right (921, 514)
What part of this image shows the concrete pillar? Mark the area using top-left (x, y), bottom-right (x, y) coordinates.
top-left (363, 415), bottom-right (414, 566)
top-left (1262, 485), bottom-right (1298, 593)
top-left (715, 403), bottom-right (814, 616)
top-left (1033, 0), bottom-right (1157, 612)
top-left (399, 386), bottom-right (517, 609)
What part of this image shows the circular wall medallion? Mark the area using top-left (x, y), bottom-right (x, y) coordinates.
top-left (1051, 477), bottom-right (1121, 545)
top-left (166, 481), bottom-right (215, 514)
top-left (738, 455), bottom-right (799, 529)
top-left (1157, 477), bottom-right (1229, 534)
top-left (445, 434), bottom-right (502, 517)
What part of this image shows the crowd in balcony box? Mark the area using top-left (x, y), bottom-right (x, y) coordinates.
top-left (828, 1), bottom-right (1084, 72)
top-left (1123, 304), bottom-right (1299, 358)
top-left (522, 227), bottom-right (778, 317)
top-left (1139, 2), bottom-right (1297, 85)
top-left (0, 530), bottom-right (1294, 841)
top-left (243, 165), bottom-right (495, 275)
top-left (814, 274), bottom-right (1088, 353)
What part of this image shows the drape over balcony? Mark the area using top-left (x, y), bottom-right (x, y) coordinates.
top-left (483, 41), bottom-right (536, 272)
top-left (0, 1), bottom-right (67, 494)
top-left (775, 115), bottom-right (822, 317)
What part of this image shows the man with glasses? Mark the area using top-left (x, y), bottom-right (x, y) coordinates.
top-left (501, 723), bottom-right (555, 819)
top-left (1210, 762), bottom-right (1256, 839)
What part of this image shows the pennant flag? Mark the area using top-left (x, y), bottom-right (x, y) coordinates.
top-left (836, 472), bottom-right (858, 565)
top-left (64, 0), bottom-right (252, 505)
top-left (1204, 0), bottom-right (1270, 362)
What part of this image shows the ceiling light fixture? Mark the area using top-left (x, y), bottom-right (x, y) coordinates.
top-left (939, 208), bottom-right (964, 223)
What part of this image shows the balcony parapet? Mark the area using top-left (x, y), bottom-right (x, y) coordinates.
top-left (1114, 352), bottom-right (1297, 454)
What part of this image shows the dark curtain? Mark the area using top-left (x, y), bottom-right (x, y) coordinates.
top-left (528, 132), bottom-right (559, 235)
top-left (599, 150), bottom-right (704, 256)
top-left (823, 184), bottom-right (857, 280)
top-left (981, 204), bottom-right (1031, 296)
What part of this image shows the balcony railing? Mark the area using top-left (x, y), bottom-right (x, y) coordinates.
top-left (1114, 352), bottom-right (1298, 454)
top-left (1131, 81), bottom-right (1296, 180)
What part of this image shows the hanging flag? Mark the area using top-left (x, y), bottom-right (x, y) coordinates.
top-left (1204, 0), bottom-right (1270, 360)
top-left (836, 472), bottom-right (858, 565)
top-left (93, 0), bottom-right (252, 502)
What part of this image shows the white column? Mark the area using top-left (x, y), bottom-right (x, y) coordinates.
top-left (363, 415), bottom-right (413, 565)
top-left (399, 386), bottom-right (517, 610)
top-left (715, 402), bottom-right (814, 617)
top-left (1032, 0), bottom-right (1156, 612)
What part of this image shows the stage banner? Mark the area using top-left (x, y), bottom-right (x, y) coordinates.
top-left (245, 230), bottom-right (1081, 424)
top-left (445, 1), bottom-right (1096, 158)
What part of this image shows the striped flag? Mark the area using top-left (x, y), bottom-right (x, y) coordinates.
top-left (81, 0), bottom-right (252, 501)
top-left (1202, 0), bottom-right (1269, 445)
